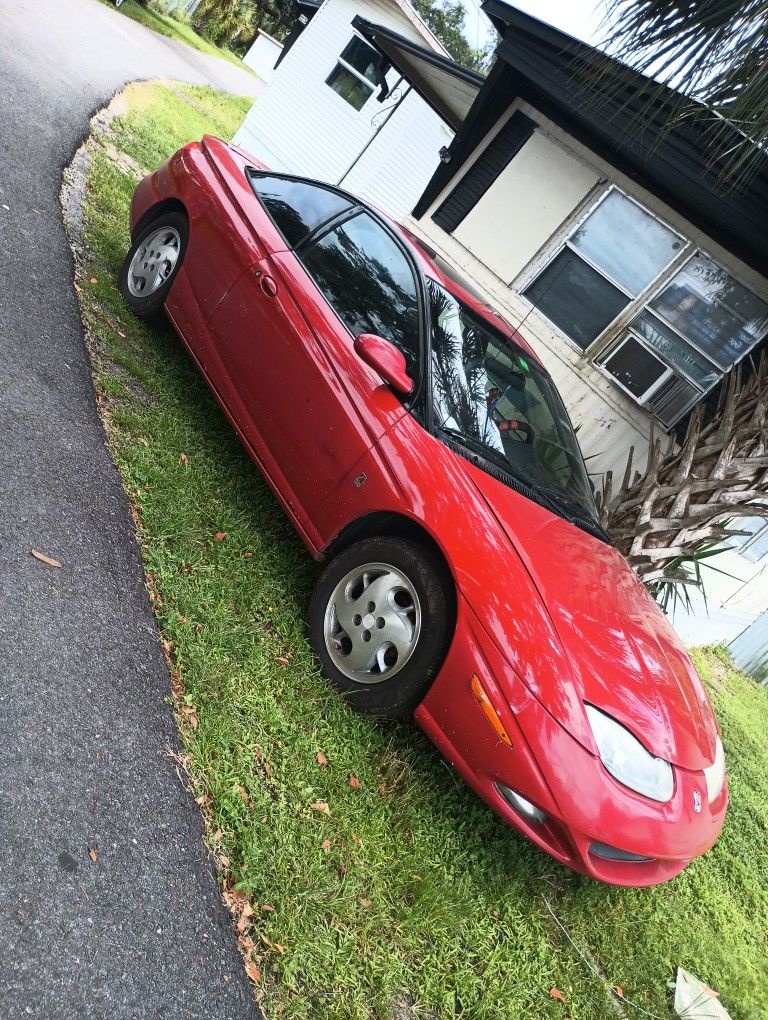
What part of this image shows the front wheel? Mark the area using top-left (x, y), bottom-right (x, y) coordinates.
top-left (118, 210), bottom-right (188, 322)
top-left (308, 536), bottom-right (454, 717)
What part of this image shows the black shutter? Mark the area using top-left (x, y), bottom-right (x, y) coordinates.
top-left (432, 112), bottom-right (536, 232)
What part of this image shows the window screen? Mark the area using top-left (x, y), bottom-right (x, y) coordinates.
top-left (524, 248), bottom-right (629, 350)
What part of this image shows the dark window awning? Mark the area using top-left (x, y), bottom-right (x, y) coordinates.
top-left (352, 16), bottom-right (485, 132)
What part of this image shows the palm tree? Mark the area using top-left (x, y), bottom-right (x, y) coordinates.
top-left (598, 353), bottom-right (768, 593)
top-left (600, 0), bottom-right (768, 183)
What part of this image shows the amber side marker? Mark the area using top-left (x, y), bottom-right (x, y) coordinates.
top-left (470, 674), bottom-right (513, 747)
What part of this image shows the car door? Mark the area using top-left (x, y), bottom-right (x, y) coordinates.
top-left (208, 176), bottom-right (423, 524)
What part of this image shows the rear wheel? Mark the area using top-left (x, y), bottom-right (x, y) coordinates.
top-left (118, 210), bottom-right (188, 322)
top-left (308, 536), bottom-right (454, 717)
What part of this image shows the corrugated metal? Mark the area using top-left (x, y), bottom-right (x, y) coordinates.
top-left (729, 613), bottom-right (768, 684)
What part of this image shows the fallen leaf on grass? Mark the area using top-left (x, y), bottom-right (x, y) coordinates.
top-left (88, 848), bottom-right (98, 862)
top-left (213, 531), bottom-right (226, 541)
top-left (242, 551), bottom-right (253, 559)
top-left (262, 936), bottom-right (286, 953)
top-left (90, 277), bottom-right (98, 284)
top-left (241, 901), bottom-right (254, 919)
top-left (136, 436), bottom-right (149, 446)
top-left (245, 962), bottom-right (261, 982)
top-left (349, 771), bottom-right (361, 789)
top-left (275, 656), bottom-right (290, 666)
top-left (359, 898), bottom-right (373, 909)
top-left (179, 453), bottom-right (189, 465)
top-left (310, 800), bottom-right (330, 815)
top-left (321, 839), bottom-right (331, 850)
top-left (315, 751), bottom-right (328, 767)
top-left (612, 986), bottom-right (624, 998)
top-left (261, 903), bottom-right (274, 912)
top-left (31, 550), bottom-right (62, 568)
top-left (235, 784), bottom-right (252, 806)
top-left (549, 987), bottom-right (566, 1003)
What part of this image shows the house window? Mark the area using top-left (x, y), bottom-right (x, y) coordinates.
top-left (524, 190), bottom-right (683, 350)
top-left (524, 188), bottom-right (768, 428)
top-left (729, 516), bottom-right (768, 563)
top-left (326, 36), bottom-right (380, 111)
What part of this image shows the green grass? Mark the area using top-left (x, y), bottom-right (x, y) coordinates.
top-left (71, 81), bottom-right (768, 1020)
top-left (98, 0), bottom-right (256, 74)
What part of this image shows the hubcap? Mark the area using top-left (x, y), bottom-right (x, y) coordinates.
top-left (323, 562), bottom-right (421, 684)
top-left (127, 226), bottom-right (182, 298)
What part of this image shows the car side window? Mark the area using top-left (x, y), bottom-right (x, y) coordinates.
top-left (248, 173), bottom-right (353, 248)
top-left (300, 212), bottom-right (420, 375)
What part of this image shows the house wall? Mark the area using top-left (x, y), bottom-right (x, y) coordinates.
top-left (232, 0), bottom-right (451, 219)
top-left (409, 98), bottom-right (768, 482)
top-left (243, 31), bottom-right (283, 81)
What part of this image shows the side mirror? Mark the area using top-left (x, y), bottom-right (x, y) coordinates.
top-left (354, 334), bottom-right (414, 396)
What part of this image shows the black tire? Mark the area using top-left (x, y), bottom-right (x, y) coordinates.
top-left (118, 209), bottom-right (188, 322)
top-left (308, 536), bottom-right (455, 717)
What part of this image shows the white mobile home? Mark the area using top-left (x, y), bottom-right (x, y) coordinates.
top-left (232, 0), bottom-right (468, 221)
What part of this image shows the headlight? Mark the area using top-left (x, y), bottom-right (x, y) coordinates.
top-left (704, 736), bottom-right (725, 803)
top-left (585, 705), bottom-right (674, 803)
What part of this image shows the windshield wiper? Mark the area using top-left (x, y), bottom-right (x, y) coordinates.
top-left (438, 426), bottom-right (611, 543)
top-left (438, 426), bottom-right (567, 519)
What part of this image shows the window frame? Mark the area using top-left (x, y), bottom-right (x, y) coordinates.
top-left (325, 35), bottom-right (380, 111)
top-left (247, 169), bottom-right (355, 249)
top-left (292, 203), bottom-right (431, 415)
top-left (520, 183), bottom-right (768, 428)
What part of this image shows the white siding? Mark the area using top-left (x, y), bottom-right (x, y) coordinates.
top-left (243, 32), bottom-right (283, 82)
top-left (341, 89), bottom-right (453, 220)
top-left (232, 0), bottom-right (449, 217)
top-left (454, 131), bottom-right (599, 284)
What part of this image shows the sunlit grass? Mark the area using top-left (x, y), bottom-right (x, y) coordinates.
top-left (97, 0), bottom-right (256, 74)
top-left (71, 80), bottom-right (768, 1020)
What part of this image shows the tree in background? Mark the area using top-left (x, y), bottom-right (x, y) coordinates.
top-left (601, 0), bottom-right (768, 184)
top-left (413, 0), bottom-right (493, 71)
top-left (599, 354), bottom-right (768, 597)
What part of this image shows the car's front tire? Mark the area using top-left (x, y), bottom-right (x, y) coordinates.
top-left (308, 536), bottom-right (454, 717)
top-left (118, 210), bottom-right (188, 322)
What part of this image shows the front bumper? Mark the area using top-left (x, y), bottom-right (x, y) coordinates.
top-left (414, 596), bottom-right (727, 887)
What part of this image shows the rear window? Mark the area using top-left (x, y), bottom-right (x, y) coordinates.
top-left (248, 173), bottom-right (353, 248)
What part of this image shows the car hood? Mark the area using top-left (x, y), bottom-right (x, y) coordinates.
top-left (467, 469), bottom-right (718, 771)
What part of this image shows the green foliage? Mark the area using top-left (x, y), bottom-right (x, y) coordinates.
top-left (192, 0), bottom-right (294, 51)
top-left (99, 0), bottom-right (253, 71)
top-left (601, 0), bottom-right (768, 183)
top-left (74, 80), bottom-right (768, 1020)
top-left (412, 0), bottom-right (492, 71)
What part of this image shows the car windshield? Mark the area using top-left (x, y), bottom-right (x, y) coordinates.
top-left (427, 278), bottom-right (597, 521)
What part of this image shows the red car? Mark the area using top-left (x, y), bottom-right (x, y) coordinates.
top-left (119, 136), bottom-right (727, 886)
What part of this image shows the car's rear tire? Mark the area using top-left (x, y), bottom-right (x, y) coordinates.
top-left (308, 536), bottom-right (454, 717)
top-left (118, 210), bottom-right (188, 322)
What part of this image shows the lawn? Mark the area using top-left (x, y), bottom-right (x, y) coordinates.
top-left (97, 0), bottom-right (256, 74)
top-left (67, 80), bottom-right (768, 1020)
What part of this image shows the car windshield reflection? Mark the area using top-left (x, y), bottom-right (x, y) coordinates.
top-left (427, 278), bottom-right (597, 522)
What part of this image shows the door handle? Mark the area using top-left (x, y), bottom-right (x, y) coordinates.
top-left (259, 275), bottom-right (278, 297)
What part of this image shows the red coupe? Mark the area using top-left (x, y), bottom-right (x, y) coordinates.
top-left (119, 136), bottom-right (727, 886)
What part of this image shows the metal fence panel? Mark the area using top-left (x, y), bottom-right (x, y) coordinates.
top-left (729, 612), bottom-right (768, 684)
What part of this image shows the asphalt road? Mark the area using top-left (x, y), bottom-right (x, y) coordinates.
top-left (0, 2), bottom-right (263, 1016)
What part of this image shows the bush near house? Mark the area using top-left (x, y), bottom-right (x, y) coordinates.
top-left (70, 80), bottom-right (768, 1020)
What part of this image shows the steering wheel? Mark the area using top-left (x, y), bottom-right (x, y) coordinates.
top-left (497, 418), bottom-right (534, 445)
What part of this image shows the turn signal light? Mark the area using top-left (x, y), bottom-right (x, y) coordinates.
top-left (470, 674), bottom-right (513, 747)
